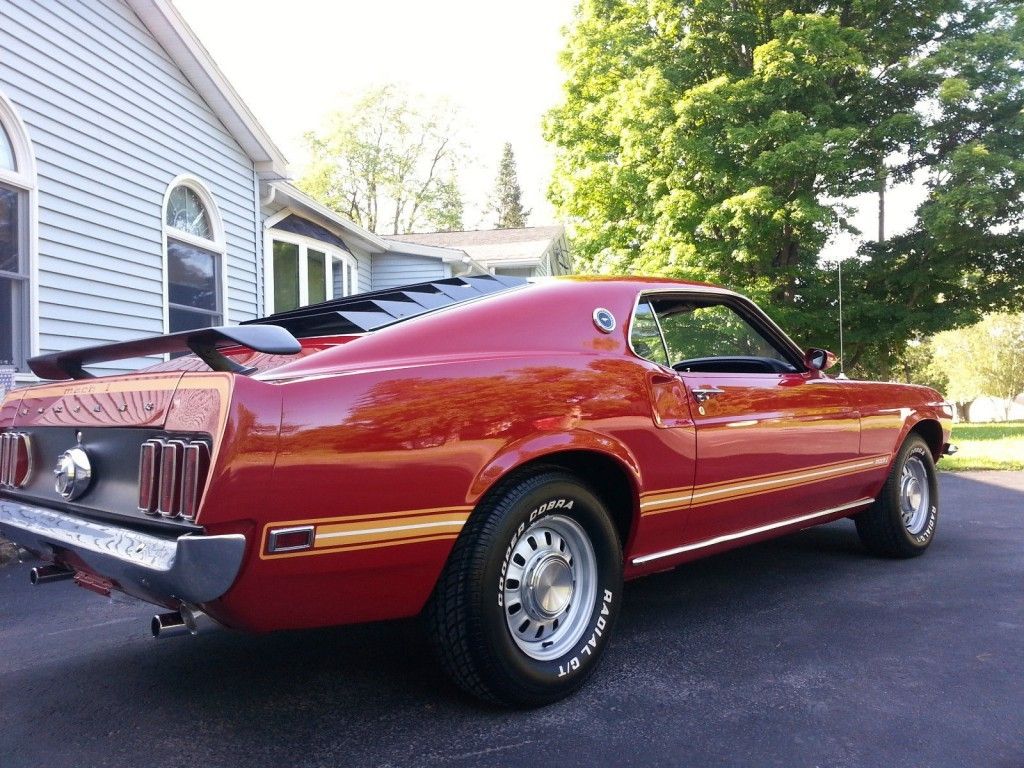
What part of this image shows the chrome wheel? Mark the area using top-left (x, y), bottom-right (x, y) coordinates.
top-left (503, 514), bottom-right (597, 661)
top-left (900, 456), bottom-right (930, 535)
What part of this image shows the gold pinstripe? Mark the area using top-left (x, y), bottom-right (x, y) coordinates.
top-left (639, 454), bottom-right (890, 516)
top-left (259, 507), bottom-right (472, 560)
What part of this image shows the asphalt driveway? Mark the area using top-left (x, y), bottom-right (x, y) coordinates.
top-left (1, 472), bottom-right (1022, 768)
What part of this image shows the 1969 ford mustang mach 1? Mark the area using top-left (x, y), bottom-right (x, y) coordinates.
top-left (0, 275), bottom-right (953, 705)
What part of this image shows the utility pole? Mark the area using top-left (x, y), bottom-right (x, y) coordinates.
top-left (878, 167), bottom-right (886, 243)
top-left (837, 259), bottom-right (848, 379)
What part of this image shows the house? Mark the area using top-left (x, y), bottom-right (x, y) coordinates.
top-left (0, 0), bottom-right (495, 383)
top-left (385, 226), bottom-right (572, 279)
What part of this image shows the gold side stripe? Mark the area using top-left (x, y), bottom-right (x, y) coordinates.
top-left (264, 505), bottom-right (474, 531)
top-left (315, 517), bottom-right (468, 547)
top-left (685, 464), bottom-right (879, 510)
top-left (639, 454), bottom-right (890, 515)
top-left (317, 513), bottom-right (469, 537)
top-left (640, 454), bottom-right (890, 506)
top-left (260, 533), bottom-right (460, 560)
top-left (260, 507), bottom-right (472, 559)
top-left (688, 457), bottom-right (885, 502)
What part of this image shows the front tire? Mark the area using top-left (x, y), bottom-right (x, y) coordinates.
top-left (855, 434), bottom-right (939, 558)
top-left (425, 470), bottom-right (623, 707)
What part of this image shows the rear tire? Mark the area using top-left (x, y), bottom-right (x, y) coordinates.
top-left (855, 434), bottom-right (939, 558)
top-left (425, 469), bottom-right (623, 707)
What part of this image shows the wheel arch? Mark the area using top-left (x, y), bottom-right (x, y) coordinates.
top-left (908, 417), bottom-right (944, 462)
top-left (469, 436), bottom-right (642, 552)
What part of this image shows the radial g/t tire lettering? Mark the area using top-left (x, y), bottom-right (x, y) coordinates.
top-left (425, 469), bottom-right (623, 707)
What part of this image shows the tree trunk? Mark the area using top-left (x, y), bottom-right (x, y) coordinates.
top-left (954, 401), bottom-right (971, 423)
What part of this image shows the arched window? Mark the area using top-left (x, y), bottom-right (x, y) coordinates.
top-left (0, 91), bottom-right (34, 372)
top-left (163, 178), bottom-right (225, 333)
top-left (0, 124), bottom-right (15, 171)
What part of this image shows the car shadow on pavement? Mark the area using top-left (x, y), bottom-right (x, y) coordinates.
top-left (17, 518), bottom-right (871, 708)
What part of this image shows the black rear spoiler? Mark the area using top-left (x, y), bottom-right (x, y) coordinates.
top-left (28, 325), bottom-right (302, 380)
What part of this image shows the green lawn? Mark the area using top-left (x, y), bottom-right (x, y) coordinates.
top-left (939, 422), bottom-right (1024, 472)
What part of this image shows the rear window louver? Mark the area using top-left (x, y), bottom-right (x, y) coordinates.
top-left (244, 274), bottom-right (528, 337)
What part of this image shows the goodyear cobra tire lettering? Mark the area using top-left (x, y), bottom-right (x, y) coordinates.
top-left (855, 435), bottom-right (940, 559)
top-left (426, 470), bottom-right (623, 707)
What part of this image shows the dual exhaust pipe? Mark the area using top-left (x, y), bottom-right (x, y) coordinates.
top-left (29, 564), bottom-right (74, 585)
top-left (29, 563), bottom-right (208, 639)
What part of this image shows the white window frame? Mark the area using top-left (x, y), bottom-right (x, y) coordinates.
top-left (0, 89), bottom-right (38, 381)
top-left (161, 175), bottom-right (228, 333)
top-left (263, 221), bottom-right (359, 315)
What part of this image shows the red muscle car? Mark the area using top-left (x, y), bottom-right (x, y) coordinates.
top-left (0, 275), bottom-right (953, 706)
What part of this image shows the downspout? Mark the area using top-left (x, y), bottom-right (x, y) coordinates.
top-left (253, 174), bottom-right (269, 318)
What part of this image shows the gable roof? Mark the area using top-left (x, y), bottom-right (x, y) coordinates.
top-left (125, 0), bottom-right (288, 179)
top-left (386, 226), bottom-right (565, 248)
top-left (385, 226), bottom-right (567, 267)
top-left (264, 182), bottom-right (490, 273)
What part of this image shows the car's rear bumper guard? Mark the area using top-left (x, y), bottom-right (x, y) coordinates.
top-left (0, 498), bottom-right (245, 605)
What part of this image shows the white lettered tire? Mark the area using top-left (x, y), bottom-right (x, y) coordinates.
top-left (855, 434), bottom-right (939, 558)
top-left (425, 469), bottom-right (623, 706)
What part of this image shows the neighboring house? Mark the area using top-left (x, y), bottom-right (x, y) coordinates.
top-left (0, 0), bottom-right (489, 381)
top-left (260, 182), bottom-right (485, 310)
top-left (385, 226), bottom-right (573, 279)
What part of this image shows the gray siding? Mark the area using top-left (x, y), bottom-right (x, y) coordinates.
top-left (371, 252), bottom-right (448, 291)
top-left (349, 245), bottom-right (372, 295)
top-left (1, 0), bottom-right (261, 373)
top-left (494, 267), bottom-right (535, 279)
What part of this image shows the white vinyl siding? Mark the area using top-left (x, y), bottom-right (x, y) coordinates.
top-left (0, 0), bottom-right (261, 374)
top-left (351, 245), bottom-right (372, 295)
top-left (371, 252), bottom-right (450, 291)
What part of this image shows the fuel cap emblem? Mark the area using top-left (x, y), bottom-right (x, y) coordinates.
top-left (53, 444), bottom-right (92, 501)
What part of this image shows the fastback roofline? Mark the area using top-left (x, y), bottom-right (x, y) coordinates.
top-left (244, 274), bottom-right (528, 338)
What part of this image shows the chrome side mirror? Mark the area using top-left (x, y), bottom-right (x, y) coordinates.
top-left (805, 348), bottom-right (838, 371)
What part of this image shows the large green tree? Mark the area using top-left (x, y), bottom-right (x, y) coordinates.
top-left (546, 0), bottom-right (1024, 376)
top-left (300, 85), bottom-right (465, 234)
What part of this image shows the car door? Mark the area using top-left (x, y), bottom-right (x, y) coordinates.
top-left (646, 294), bottom-right (864, 544)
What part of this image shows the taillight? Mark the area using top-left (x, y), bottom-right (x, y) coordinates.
top-left (180, 442), bottom-right (210, 520)
top-left (158, 439), bottom-right (185, 517)
top-left (138, 437), bottom-right (210, 520)
top-left (0, 432), bottom-right (32, 488)
top-left (137, 439), bottom-right (163, 513)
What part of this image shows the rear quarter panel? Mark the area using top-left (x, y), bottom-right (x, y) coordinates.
top-left (211, 281), bottom-right (687, 632)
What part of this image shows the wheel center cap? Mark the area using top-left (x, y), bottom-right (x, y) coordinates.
top-left (904, 477), bottom-right (922, 510)
top-left (527, 555), bottom-right (573, 618)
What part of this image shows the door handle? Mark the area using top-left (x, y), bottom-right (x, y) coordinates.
top-left (690, 386), bottom-right (725, 403)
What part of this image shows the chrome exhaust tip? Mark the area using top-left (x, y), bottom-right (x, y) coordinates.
top-left (151, 605), bottom-right (207, 638)
top-left (30, 565), bottom-right (74, 585)
top-left (151, 611), bottom-right (188, 638)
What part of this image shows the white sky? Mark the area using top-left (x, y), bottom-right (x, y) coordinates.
top-left (175, 0), bottom-right (923, 250)
top-left (176, 0), bottom-right (577, 229)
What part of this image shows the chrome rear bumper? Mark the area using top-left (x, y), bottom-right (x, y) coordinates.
top-left (0, 498), bottom-right (245, 605)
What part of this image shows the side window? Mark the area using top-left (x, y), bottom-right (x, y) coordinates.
top-left (629, 300), bottom-right (669, 367)
top-left (270, 236), bottom-right (358, 314)
top-left (652, 299), bottom-right (791, 368)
